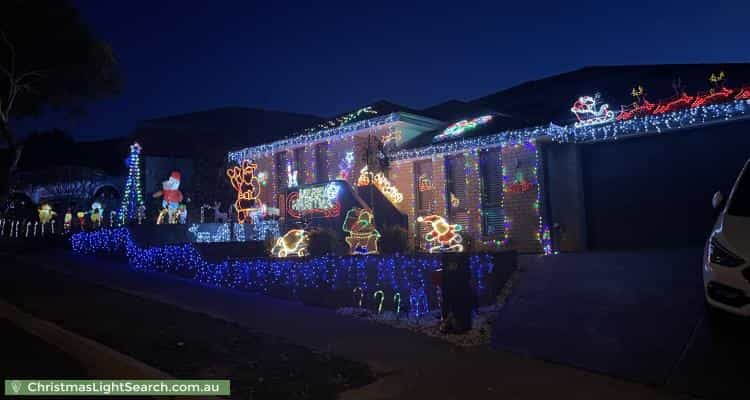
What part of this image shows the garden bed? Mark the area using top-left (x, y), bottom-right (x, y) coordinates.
top-left (70, 228), bottom-right (516, 316)
top-left (336, 264), bottom-right (523, 347)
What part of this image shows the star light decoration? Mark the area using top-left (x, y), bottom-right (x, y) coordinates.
top-left (337, 151), bottom-right (355, 180)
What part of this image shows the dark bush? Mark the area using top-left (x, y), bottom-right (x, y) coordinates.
top-left (263, 232), bottom-right (277, 256)
top-left (307, 228), bottom-right (342, 257)
top-left (379, 225), bottom-right (412, 254)
top-left (459, 231), bottom-right (475, 253)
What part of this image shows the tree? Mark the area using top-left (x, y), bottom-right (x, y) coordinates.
top-left (118, 142), bottom-right (144, 224)
top-left (0, 0), bottom-right (121, 196)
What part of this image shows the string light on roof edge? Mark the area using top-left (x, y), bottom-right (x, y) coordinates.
top-left (229, 113), bottom-right (399, 163)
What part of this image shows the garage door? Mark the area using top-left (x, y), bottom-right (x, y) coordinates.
top-left (582, 119), bottom-right (750, 249)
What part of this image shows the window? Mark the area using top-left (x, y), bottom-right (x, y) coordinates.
top-left (415, 160), bottom-right (433, 212)
top-left (445, 155), bottom-right (469, 228)
top-left (314, 143), bottom-right (328, 183)
top-left (480, 149), bottom-right (504, 237)
top-left (274, 151), bottom-right (288, 189)
top-left (293, 148), bottom-right (304, 176)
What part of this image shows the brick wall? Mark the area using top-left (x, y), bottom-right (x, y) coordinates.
top-left (501, 142), bottom-right (543, 253)
top-left (431, 156), bottom-right (447, 217)
top-left (389, 160), bottom-right (415, 238)
top-left (464, 150), bottom-right (483, 240)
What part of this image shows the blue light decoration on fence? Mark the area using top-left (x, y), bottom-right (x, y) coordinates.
top-left (71, 228), bottom-right (495, 317)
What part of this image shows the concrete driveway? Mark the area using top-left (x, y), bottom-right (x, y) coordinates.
top-left (492, 248), bottom-right (750, 398)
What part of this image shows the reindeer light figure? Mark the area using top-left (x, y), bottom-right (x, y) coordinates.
top-left (211, 202), bottom-right (229, 223)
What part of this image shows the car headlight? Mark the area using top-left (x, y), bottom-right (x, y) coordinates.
top-left (709, 238), bottom-right (745, 267)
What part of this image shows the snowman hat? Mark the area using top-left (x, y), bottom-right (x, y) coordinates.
top-left (170, 171), bottom-right (181, 181)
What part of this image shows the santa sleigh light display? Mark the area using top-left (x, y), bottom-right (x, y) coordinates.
top-left (570, 94), bottom-right (615, 127)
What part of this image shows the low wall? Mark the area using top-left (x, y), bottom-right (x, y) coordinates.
top-left (70, 228), bottom-right (515, 317)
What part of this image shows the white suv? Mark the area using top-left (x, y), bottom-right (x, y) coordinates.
top-left (704, 159), bottom-right (750, 316)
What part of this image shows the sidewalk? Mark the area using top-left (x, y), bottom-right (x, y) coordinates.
top-left (20, 250), bottom-right (688, 400)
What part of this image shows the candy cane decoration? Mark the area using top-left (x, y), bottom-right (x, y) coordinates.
top-left (41, 221), bottom-right (45, 236)
top-left (33, 221), bottom-right (38, 237)
top-left (410, 294), bottom-right (419, 319)
top-left (353, 287), bottom-right (364, 308)
top-left (373, 290), bottom-right (384, 314)
top-left (51, 219), bottom-right (56, 235)
top-left (25, 222), bottom-right (31, 238)
top-left (393, 292), bottom-right (401, 315)
top-left (14, 221), bottom-right (20, 237)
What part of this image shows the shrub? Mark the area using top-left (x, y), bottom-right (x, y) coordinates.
top-left (263, 231), bottom-right (277, 256)
top-left (307, 228), bottom-right (342, 257)
top-left (379, 225), bottom-right (412, 254)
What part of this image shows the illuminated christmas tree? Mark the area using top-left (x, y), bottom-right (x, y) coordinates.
top-left (118, 142), bottom-right (145, 225)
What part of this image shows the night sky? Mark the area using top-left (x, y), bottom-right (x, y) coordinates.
top-left (14, 0), bottom-right (750, 141)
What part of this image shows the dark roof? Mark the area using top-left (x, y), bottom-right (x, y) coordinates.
top-left (399, 63), bottom-right (750, 151)
top-left (300, 100), bottom-right (420, 134)
top-left (419, 99), bottom-right (488, 121)
top-left (131, 107), bottom-right (324, 158)
top-left (398, 111), bottom-right (526, 150)
top-left (469, 63), bottom-right (750, 125)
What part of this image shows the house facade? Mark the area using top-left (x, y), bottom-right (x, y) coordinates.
top-left (229, 87), bottom-right (750, 253)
